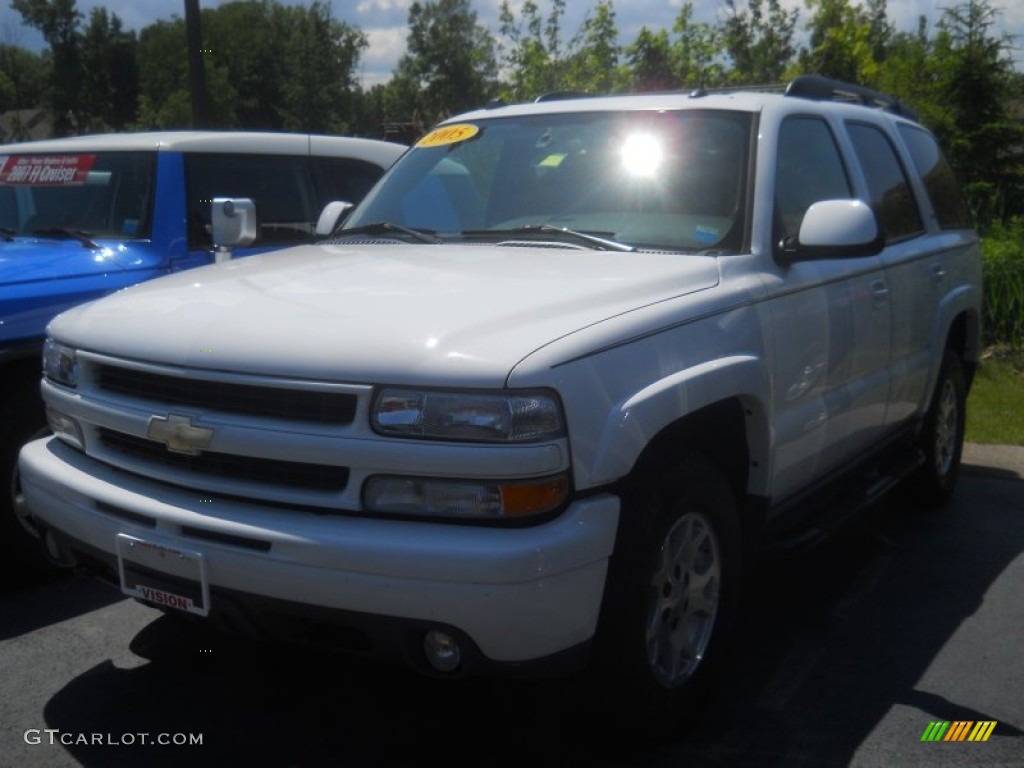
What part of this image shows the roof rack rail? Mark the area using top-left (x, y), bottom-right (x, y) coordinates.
top-left (689, 83), bottom-right (787, 98)
top-left (534, 91), bottom-right (590, 103)
top-left (785, 74), bottom-right (918, 120)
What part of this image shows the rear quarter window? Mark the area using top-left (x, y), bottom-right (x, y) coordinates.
top-left (897, 124), bottom-right (972, 229)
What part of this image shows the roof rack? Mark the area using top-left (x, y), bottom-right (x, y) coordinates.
top-left (534, 91), bottom-right (591, 103)
top-left (784, 74), bottom-right (918, 120)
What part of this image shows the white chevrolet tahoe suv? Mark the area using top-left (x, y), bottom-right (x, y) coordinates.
top-left (19, 76), bottom-right (981, 714)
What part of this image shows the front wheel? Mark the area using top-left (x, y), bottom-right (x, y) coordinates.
top-left (594, 458), bottom-right (742, 723)
top-left (0, 411), bottom-right (52, 574)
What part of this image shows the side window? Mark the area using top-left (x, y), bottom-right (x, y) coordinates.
top-left (898, 124), bottom-right (972, 229)
top-left (775, 117), bottom-right (852, 243)
top-left (186, 154), bottom-right (316, 249)
top-left (311, 158), bottom-right (387, 213)
top-left (846, 122), bottom-right (923, 242)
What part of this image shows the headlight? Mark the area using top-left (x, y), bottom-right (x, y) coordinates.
top-left (373, 388), bottom-right (564, 442)
top-left (364, 473), bottom-right (570, 519)
top-left (43, 339), bottom-right (79, 388)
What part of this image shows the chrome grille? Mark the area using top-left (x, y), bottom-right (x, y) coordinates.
top-left (98, 428), bottom-right (349, 492)
top-left (95, 364), bottom-right (357, 424)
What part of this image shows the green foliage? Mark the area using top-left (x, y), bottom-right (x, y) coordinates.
top-left (0, 44), bottom-right (46, 112)
top-left (723, 0), bottom-right (798, 84)
top-left (497, 0), bottom-right (626, 101)
top-left (498, 0), bottom-right (569, 100)
top-left (966, 351), bottom-right (1024, 445)
top-left (11, 0), bottom-right (83, 135)
top-left (796, 0), bottom-right (892, 83)
top-left (625, 27), bottom-right (677, 92)
top-left (565, 2), bottom-right (625, 94)
top-left (137, 1), bottom-right (365, 133)
top-left (393, 0), bottom-right (498, 122)
top-left (980, 218), bottom-right (1024, 347)
top-left (80, 8), bottom-right (138, 132)
top-left (672, 2), bottom-right (726, 88)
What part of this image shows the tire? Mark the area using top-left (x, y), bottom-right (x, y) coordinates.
top-left (593, 457), bottom-right (742, 726)
top-left (0, 408), bottom-right (53, 575)
top-left (909, 350), bottom-right (967, 508)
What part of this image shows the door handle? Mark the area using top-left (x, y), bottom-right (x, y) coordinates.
top-left (871, 280), bottom-right (889, 307)
top-left (930, 263), bottom-right (946, 283)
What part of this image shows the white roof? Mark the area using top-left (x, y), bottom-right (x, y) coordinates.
top-left (0, 130), bottom-right (406, 165)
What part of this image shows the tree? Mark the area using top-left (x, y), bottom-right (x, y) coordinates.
top-left (0, 43), bottom-right (46, 112)
top-left (136, 16), bottom-right (232, 128)
top-left (928, 0), bottom-right (1024, 222)
top-left (564, 2), bottom-right (624, 94)
top-left (80, 8), bottom-right (138, 131)
top-left (392, 0), bottom-right (497, 122)
top-left (136, 1), bottom-right (367, 133)
top-left (498, 0), bottom-right (569, 100)
top-left (277, 2), bottom-right (366, 133)
top-left (722, 0), bottom-right (798, 83)
top-left (11, 0), bottom-right (82, 134)
top-left (671, 2), bottom-right (726, 88)
top-left (626, 27), bottom-right (678, 92)
top-left (797, 0), bottom-right (892, 84)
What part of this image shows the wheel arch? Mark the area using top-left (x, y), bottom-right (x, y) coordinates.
top-left (943, 308), bottom-right (980, 388)
top-left (583, 355), bottom-right (771, 502)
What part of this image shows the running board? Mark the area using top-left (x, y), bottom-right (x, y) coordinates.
top-left (767, 446), bottom-right (924, 552)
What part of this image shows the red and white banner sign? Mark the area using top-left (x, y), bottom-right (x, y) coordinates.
top-left (0, 154), bottom-right (97, 186)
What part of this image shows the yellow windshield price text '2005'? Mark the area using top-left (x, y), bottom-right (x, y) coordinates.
top-left (416, 124), bottom-right (479, 148)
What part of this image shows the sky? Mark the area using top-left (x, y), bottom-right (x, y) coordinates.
top-left (0, 0), bottom-right (1021, 88)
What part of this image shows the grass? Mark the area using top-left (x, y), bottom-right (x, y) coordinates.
top-left (966, 347), bottom-right (1024, 445)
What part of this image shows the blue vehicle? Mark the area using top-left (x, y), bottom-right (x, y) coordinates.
top-left (0, 131), bottom-right (405, 570)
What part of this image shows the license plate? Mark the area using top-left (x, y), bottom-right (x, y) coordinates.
top-left (116, 534), bottom-right (210, 617)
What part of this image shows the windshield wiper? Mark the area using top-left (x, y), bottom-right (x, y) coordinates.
top-left (461, 225), bottom-right (635, 252)
top-left (0, 227), bottom-right (15, 241)
top-left (335, 221), bottom-right (440, 244)
top-left (30, 227), bottom-right (100, 249)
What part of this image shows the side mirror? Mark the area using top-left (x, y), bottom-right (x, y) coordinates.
top-left (211, 197), bottom-right (258, 262)
top-left (779, 199), bottom-right (883, 262)
top-left (315, 200), bottom-right (354, 237)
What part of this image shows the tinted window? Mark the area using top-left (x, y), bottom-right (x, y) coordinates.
top-left (311, 158), bottom-right (386, 212)
top-left (775, 117), bottom-right (852, 243)
top-left (846, 122), bottom-right (923, 241)
top-left (0, 152), bottom-right (154, 238)
top-left (187, 154), bottom-right (317, 248)
top-left (898, 124), bottom-right (972, 229)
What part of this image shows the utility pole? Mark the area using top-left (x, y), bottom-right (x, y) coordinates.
top-left (184, 0), bottom-right (210, 128)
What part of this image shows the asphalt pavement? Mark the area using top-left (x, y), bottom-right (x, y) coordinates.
top-left (0, 443), bottom-right (1021, 767)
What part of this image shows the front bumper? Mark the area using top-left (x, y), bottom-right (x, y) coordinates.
top-left (19, 437), bottom-right (620, 671)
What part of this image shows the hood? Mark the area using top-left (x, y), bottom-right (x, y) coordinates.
top-left (51, 243), bottom-right (720, 386)
top-left (0, 237), bottom-right (139, 285)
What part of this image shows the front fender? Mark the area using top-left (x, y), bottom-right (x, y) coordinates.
top-left (586, 354), bottom-right (771, 493)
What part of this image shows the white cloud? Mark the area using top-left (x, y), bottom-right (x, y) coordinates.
top-left (357, 25), bottom-right (408, 86)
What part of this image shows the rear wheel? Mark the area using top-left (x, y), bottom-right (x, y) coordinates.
top-left (595, 458), bottom-right (742, 724)
top-left (909, 350), bottom-right (967, 507)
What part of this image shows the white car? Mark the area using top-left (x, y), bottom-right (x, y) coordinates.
top-left (20, 76), bottom-right (981, 718)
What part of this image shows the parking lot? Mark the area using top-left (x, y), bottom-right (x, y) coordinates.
top-left (1, 444), bottom-right (1022, 768)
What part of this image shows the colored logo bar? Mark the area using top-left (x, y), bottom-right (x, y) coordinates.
top-left (921, 721), bottom-right (997, 742)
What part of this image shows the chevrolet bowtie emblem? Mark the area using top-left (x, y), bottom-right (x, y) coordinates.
top-left (146, 414), bottom-right (214, 455)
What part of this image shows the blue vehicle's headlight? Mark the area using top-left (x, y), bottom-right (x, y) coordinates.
top-left (43, 339), bottom-right (79, 388)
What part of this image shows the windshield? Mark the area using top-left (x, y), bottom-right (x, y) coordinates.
top-left (347, 109), bottom-right (752, 251)
top-left (0, 152), bottom-right (154, 239)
